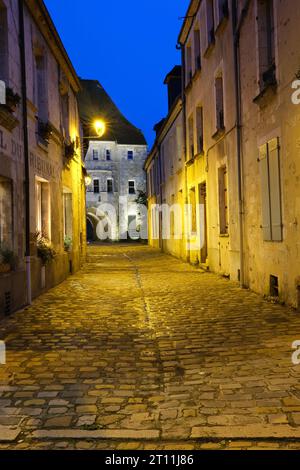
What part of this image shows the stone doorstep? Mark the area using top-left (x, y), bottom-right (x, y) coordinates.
top-left (0, 426), bottom-right (21, 442)
top-left (30, 429), bottom-right (160, 440)
top-left (191, 425), bottom-right (300, 440)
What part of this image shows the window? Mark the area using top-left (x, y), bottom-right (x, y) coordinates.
top-left (0, 2), bottom-right (8, 83)
top-left (215, 76), bottom-right (225, 131)
top-left (35, 55), bottom-right (48, 121)
top-left (186, 45), bottom-right (192, 83)
top-left (189, 187), bottom-right (197, 234)
top-left (0, 176), bottom-right (12, 248)
top-left (36, 179), bottom-right (51, 238)
top-left (93, 179), bottom-right (99, 194)
top-left (61, 92), bottom-right (69, 141)
top-left (188, 114), bottom-right (194, 159)
top-left (194, 29), bottom-right (201, 71)
top-left (257, 0), bottom-right (276, 90)
top-left (107, 179), bottom-right (113, 193)
top-left (196, 107), bottom-right (204, 154)
top-left (259, 137), bottom-right (282, 242)
top-left (93, 149), bottom-right (99, 160)
top-left (218, 166), bottom-right (229, 235)
top-left (128, 181), bottom-right (135, 195)
top-left (216, 0), bottom-right (229, 26)
top-left (206, 0), bottom-right (215, 49)
top-left (106, 149), bottom-right (111, 161)
top-left (63, 191), bottom-right (72, 239)
top-left (127, 150), bottom-right (134, 160)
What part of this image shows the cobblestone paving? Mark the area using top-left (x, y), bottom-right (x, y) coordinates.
top-left (1, 244), bottom-right (300, 450)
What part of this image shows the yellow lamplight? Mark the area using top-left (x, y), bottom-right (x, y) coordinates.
top-left (84, 174), bottom-right (92, 187)
top-left (94, 120), bottom-right (106, 137)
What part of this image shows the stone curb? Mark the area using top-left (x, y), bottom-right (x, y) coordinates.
top-left (191, 425), bottom-right (300, 439)
top-left (0, 426), bottom-right (21, 442)
top-left (30, 429), bottom-right (160, 440)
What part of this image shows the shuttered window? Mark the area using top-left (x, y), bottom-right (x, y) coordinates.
top-left (258, 137), bottom-right (282, 242)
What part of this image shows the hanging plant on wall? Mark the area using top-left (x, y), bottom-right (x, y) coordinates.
top-left (34, 232), bottom-right (56, 266)
top-left (0, 248), bottom-right (17, 273)
top-left (64, 141), bottom-right (76, 167)
top-left (5, 87), bottom-right (21, 113)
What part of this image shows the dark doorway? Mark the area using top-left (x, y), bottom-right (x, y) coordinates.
top-left (199, 182), bottom-right (208, 264)
top-left (87, 218), bottom-right (94, 242)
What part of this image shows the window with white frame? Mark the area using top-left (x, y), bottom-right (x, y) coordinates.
top-left (93, 179), bottom-right (99, 194)
top-left (206, 0), bottom-right (215, 49)
top-left (215, 75), bottom-right (225, 131)
top-left (188, 114), bottom-right (194, 159)
top-left (0, 176), bottom-right (12, 248)
top-left (106, 149), bottom-right (111, 161)
top-left (61, 92), bottom-right (70, 141)
top-left (35, 54), bottom-right (48, 122)
top-left (63, 191), bottom-right (73, 239)
top-left (0, 1), bottom-right (8, 83)
top-left (257, 0), bottom-right (276, 91)
top-left (36, 179), bottom-right (51, 238)
top-left (127, 150), bottom-right (134, 160)
top-left (107, 179), bottom-right (113, 193)
top-left (128, 180), bottom-right (135, 195)
top-left (218, 166), bottom-right (229, 235)
top-left (92, 149), bottom-right (99, 160)
top-left (259, 137), bottom-right (282, 242)
top-left (186, 44), bottom-right (192, 83)
top-left (196, 106), bottom-right (204, 154)
top-left (216, 0), bottom-right (229, 26)
top-left (189, 187), bottom-right (197, 234)
top-left (194, 29), bottom-right (201, 71)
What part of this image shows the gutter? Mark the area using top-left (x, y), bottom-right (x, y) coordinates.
top-left (19, 0), bottom-right (31, 305)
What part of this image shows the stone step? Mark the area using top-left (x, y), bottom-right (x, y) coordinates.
top-left (191, 425), bottom-right (300, 439)
top-left (0, 425), bottom-right (21, 442)
top-left (30, 429), bottom-right (160, 440)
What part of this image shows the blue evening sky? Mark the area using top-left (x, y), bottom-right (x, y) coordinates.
top-left (44, 0), bottom-right (190, 148)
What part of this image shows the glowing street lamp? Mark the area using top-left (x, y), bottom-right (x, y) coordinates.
top-left (84, 174), bottom-right (92, 187)
top-left (94, 120), bottom-right (106, 138)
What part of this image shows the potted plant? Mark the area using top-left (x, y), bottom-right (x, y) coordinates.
top-left (64, 141), bottom-right (76, 166)
top-left (64, 236), bottom-right (72, 253)
top-left (38, 120), bottom-right (53, 143)
top-left (5, 87), bottom-right (21, 113)
top-left (34, 232), bottom-right (56, 266)
top-left (0, 248), bottom-right (16, 273)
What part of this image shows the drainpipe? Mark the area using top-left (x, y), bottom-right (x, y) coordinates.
top-left (232, 0), bottom-right (251, 288)
top-left (19, 0), bottom-right (31, 304)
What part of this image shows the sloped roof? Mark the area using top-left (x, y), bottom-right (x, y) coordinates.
top-left (78, 79), bottom-right (147, 146)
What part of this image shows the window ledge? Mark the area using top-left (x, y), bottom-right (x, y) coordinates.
top-left (0, 105), bottom-right (19, 132)
top-left (215, 15), bottom-right (229, 36)
top-left (186, 157), bottom-right (195, 166)
top-left (192, 68), bottom-right (201, 81)
top-left (219, 233), bottom-right (229, 238)
top-left (204, 40), bottom-right (215, 58)
top-left (185, 80), bottom-right (193, 94)
top-left (212, 127), bottom-right (225, 140)
top-left (194, 151), bottom-right (205, 160)
top-left (253, 81), bottom-right (278, 106)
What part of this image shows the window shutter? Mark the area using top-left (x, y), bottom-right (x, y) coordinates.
top-left (259, 143), bottom-right (272, 241)
top-left (268, 137), bottom-right (282, 241)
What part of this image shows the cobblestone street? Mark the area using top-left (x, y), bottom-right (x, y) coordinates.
top-left (1, 244), bottom-right (300, 450)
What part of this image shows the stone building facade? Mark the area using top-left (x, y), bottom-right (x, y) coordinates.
top-left (146, 0), bottom-right (300, 308)
top-left (78, 80), bottom-right (147, 241)
top-left (0, 0), bottom-right (86, 317)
